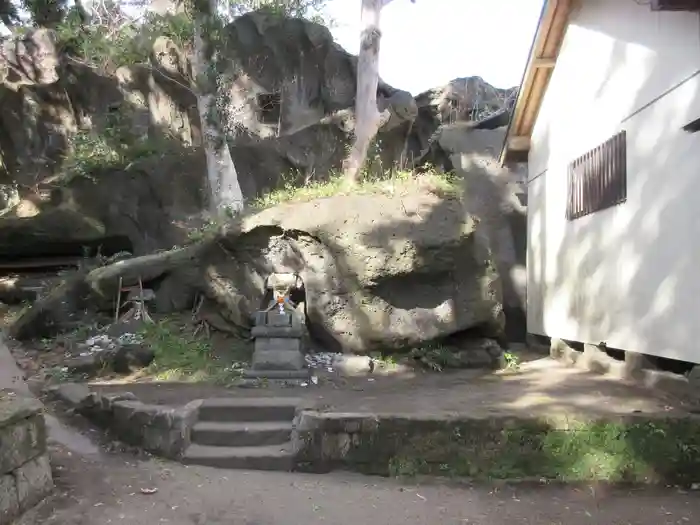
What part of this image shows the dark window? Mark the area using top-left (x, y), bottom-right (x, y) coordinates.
top-left (650, 0), bottom-right (700, 11)
top-left (566, 130), bottom-right (627, 221)
top-left (256, 93), bottom-right (281, 125)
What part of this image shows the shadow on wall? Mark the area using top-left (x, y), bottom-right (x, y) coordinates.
top-left (438, 125), bottom-right (528, 342)
top-left (528, 5), bottom-right (700, 363)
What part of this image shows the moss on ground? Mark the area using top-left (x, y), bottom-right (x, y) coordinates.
top-left (382, 416), bottom-right (700, 483)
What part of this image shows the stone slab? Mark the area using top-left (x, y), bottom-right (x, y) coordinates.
top-left (251, 325), bottom-right (304, 338)
top-left (254, 337), bottom-right (302, 353)
top-left (250, 349), bottom-right (305, 371)
top-left (242, 369), bottom-right (311, 380)
top-left (269, 312), bottom-right (293, 327)
top-left (14, 453), bottom-right (53, 512)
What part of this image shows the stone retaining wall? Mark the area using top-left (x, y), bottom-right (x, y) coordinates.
top-left (49, 383), bottom-right (199, 459)
top-left (0, 396), bottom-right (53, 524)
top-left (292, 410), bottom-right (700, 483)
top-left (49, 383), bottom-right (700, 483)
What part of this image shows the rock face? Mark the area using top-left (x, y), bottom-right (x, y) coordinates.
top-left (0, 12), bottom-right (422, 258)
top-left (406, 77), bottom-right (517, 168)
top-left (0, 28), bottom-right (60, 89)
top-left (219, 12), bottom-right (417, 139)
top-left (0, 12), bottom-right (418, 193)
top-left (0, 15), bottom-right (524, 345)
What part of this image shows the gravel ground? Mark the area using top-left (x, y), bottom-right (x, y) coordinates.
top-left (17, 442), bottom-right (700, 525)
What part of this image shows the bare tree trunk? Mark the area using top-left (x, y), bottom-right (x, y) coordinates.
top-left (342, 0), bottom-right (384, 184)
top-left (192, 0), bottom-right (244, 217)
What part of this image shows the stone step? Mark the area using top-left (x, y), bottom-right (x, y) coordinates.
top-left (182, 443), bottom-right (294, 471)
top-left (191, 421), bottom-right (293, 447)
top-left (197, 397), bottom-right (302, 423)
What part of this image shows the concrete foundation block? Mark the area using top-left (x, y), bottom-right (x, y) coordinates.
top-left (549, 338), bottom-right (579, 364)
top-left (624, 351), bottom-right (653, 381)
top-left (580, 343), bottom-right (614, 375)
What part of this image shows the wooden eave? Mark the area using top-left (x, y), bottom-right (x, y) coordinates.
top-left (500, 0), bottom-right (577, 164)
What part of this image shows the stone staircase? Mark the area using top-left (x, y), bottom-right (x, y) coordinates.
top-left (182, 397), bottom-right (302, 471)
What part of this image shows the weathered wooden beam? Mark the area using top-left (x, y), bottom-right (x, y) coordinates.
top-left (508, 135), bottom-right (531, 151)
top-left (532, 57), bottom-right (556, 68)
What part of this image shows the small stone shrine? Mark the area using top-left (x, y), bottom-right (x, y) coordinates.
top-left (243, 273), bottom-right (310, 381)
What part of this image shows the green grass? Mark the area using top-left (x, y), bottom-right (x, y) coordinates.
top-left (251, 168), bottom-right (460, 209)
top-left (139, 320), bottom-right (248, 385)
top-left (383, 417), bottom-right (700, 483)
top-left (184, 167), bottom-right (461, 244)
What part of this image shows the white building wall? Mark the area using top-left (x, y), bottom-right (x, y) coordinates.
top-left (527, 0), bottom-right (700, 362)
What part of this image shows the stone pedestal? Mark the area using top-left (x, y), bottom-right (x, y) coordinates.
top-left (243, 310), bottom-right (309, 381)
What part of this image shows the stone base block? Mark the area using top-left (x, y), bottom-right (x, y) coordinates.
top-left (242, 369), bottom-right (311, 380)
top-left (250, 337), bottom-right (305, 371)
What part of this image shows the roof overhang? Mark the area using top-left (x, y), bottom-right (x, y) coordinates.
top-left (500, 0), bottom-right (577, 164)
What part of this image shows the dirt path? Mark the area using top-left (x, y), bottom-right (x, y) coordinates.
top-left (89, 357), bottom-right (692, 419)
top-left (19, 441), bottom-right (700, 525)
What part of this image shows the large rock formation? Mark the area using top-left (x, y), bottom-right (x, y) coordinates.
top-left (0, 13), bottom-right (526, 343)
top-left (0, 12), bottom-right (423, 259)
top-left (0, 12), bottom-right (418, 190)
top-left (9, 177), bottom-right (504, 353)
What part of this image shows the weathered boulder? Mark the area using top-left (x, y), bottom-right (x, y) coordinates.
top-left (0, 11), bottom-right (416, 191)
top-left (197, 180), bottom-right (504, 354)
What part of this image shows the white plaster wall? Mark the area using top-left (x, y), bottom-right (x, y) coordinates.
top-left (527, 0), bottom-right (700, 362)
